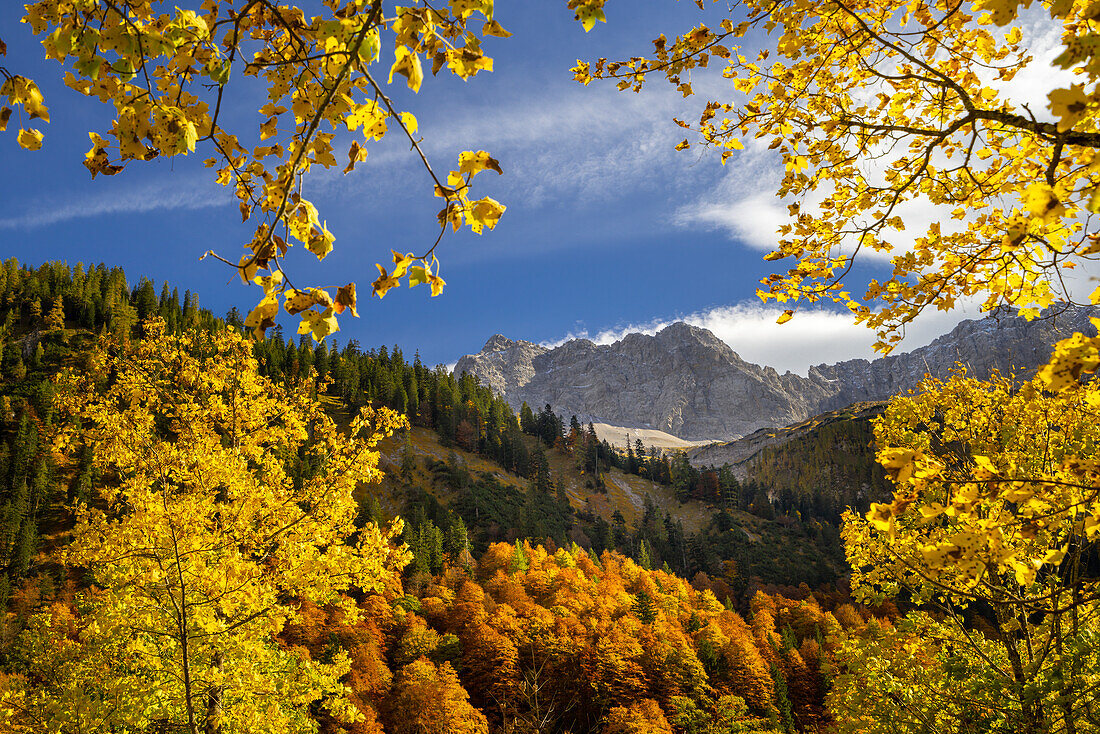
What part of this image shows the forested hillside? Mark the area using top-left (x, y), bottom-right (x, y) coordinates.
top-left (691, 404), bottom-right (892, 525)
top-left (0, 260), bottom-right (850, 613)
top-left (0, 259), bottom-right (227, 609)
top-left (0, 260), bottom-right (868, 733)
top-left (2, 259), bottom-right (1098, 734)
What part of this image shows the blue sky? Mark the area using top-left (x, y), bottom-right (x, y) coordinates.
top-left (1, 1), bottom-right (1029, 372)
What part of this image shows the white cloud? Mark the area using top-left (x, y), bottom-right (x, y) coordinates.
top-left (544, 301), bottom-right (982, 375)
top-left (314, 82), bottom-right (698, 209)
top-left (670, 141), bottom-right (787, 251)
top-left (993, 12), bottom-right (1077, 117)
top-left (3, 81), bottom-right (690, 233)
top-left (0, 173), bottom-right (230, 230)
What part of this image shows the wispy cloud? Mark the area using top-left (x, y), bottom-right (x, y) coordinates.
top-left (0, 173), bottom-right (231, 230)
top-left (543, 301), bottom-right (981, 375)
top-left (315, 82), bottom-right (699, 209)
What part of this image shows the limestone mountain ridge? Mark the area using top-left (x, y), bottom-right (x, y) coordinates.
top-left (453, 305), bottom-right (1098, 441)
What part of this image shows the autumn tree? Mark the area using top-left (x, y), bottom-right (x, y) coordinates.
top-left (578, 0), bottom-right (1100, 350)
top-left (389, 658), bottom-right (488, 734)
top-left (837, 368), bottom-right (1100, 734)
top-left (2, 1), bottom-right (612, 341)
top-left (830, 613), bottom-right (1027, 734)
top-left (45, 297), bottom-right (64, 332)
top-left (0, 320), bottom-right (411, 734)
top-left (602, 698), bottom-right (674, 734)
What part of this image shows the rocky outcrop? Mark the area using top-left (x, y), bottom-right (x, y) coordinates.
top-left (455, 305), bottom-right (1098, 441)
top-left (453, 335), bottom-right (547, 398)
top-left (802, 305), bottom-right (1098, 412)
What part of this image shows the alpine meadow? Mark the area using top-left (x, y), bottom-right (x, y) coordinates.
top-left (1, 0), bottom-right (1100, 733)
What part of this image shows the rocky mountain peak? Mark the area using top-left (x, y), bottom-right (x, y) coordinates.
top-left (453, 334), bottom-right (548, 398)
top-left (456, 322), bottom-right (826, 439)
top-left (656, 321), bottom-right (721, 345)
top-left (454, 308), bottom-right (1099, 441)
top-left (482, 334), bottom-right (522, 352)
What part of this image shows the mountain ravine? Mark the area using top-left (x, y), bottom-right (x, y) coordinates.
top-left (453, 305), bottom-right (1099, 441)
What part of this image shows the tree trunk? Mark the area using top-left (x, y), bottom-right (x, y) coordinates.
top-left (203, 650), bottom-right (224, 734)
top-left (1004, 635), bottom-right (1043, 734)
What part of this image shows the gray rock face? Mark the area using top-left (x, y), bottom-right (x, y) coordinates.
top-left (455, 305), bottom-right (1098, 441)
top-left (803, 305), bottom-right (1097, 412)
top-left (453, 335), bottom-right (547, 398)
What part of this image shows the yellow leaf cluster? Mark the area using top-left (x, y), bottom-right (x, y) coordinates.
top-left (577, 0), bottom-right (1100, 348)
top-left (846, 366), bottom-right (1100, 617)
top-left (6, 1), bottom-right (596, 342)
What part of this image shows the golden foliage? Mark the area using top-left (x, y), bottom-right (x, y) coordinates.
top-left (390, 659), bottom-right (489, 734)
top-left (0, 320), bottom-right (410, 732)
top-left (579, 0), bottom-right (1100, 350)
top-left (840, 367), bottom-right (1100, 733)
top-left (2, 0), bottom-right (620, 340)
top-left (603, 698), bottom-right (673, 734)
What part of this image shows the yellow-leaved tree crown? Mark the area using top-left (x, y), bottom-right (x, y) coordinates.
top-left (0, 319), bottom-right (410, 733)
top-left (577, 0), bottom-right (1100, 351)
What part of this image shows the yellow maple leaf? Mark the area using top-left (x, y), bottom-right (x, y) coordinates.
top-left (372, 264), bottom-right (400, 298)
top-left (243, 292), bottom-right (280, 338)
top-left (408, 265), bottom-right (430, 288)
top-left (307, 225), bottom-right (335, 261)
top-left (458, 150), bottom-right (503, 177)
top-left (1022, 182), bottom-right (1066, 223)
top-left (1048, 85), bottom-right (1089, 133)
top-left (389, 46), bottom-right (424, 93)
top-left (17, 128), bottom-right (43, 150)
top-left (334, 283), bottom-right (358, 317)
top-left (467, 197), bottom-right (506, 233)
top-left (574, 1), bottom-right (607, 32)
top-left (259, 115), bottom-right (278, 141)
top-left (298, 308), bottom-right (339, 341)
top-left (391, 251), bottom-right (415, 278)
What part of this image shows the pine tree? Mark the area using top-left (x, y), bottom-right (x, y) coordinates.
top-left (46, 297), bottom-right (65, 331)
top-left (633, 589), bottom-right (657, 624)
top-left (671, 452), bottom-right (695, 504)
top-left (771, 664), bottom-right (794, 733)
top-left (525, 403), bottom-right (542, 442)
top-left (400, 433), bottom-right (417, 481)
top-left (444, 517), bottom-right (470, 565)
top-left (406, 372), bottom-right (420, 419)
top-left (132, 278), bottom-right (158, 320)
top-left (638, 539), bottom-right (653, 571)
